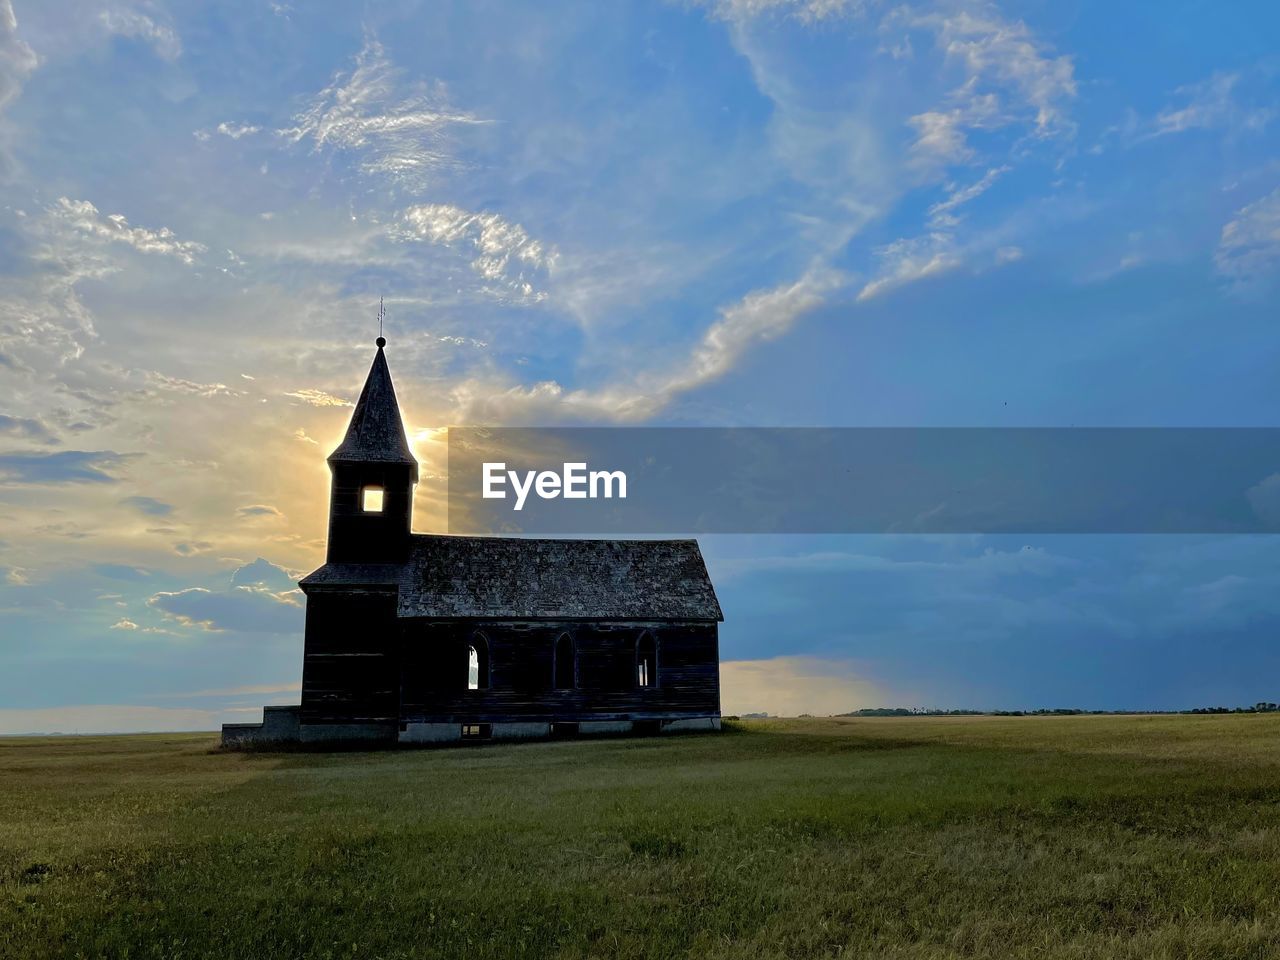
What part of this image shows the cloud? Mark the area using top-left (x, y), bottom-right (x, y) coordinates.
top-left (0, 0), bottom-right (36, 115)
top-left (0, 0), bottom-right (37, 177)
top-left (396, 204), bottom-right (556, 302)
top-left (145, 371), bottom-right (243, 398)
top-left (51, 197), bottom-right (206, 265)
top-left (120, 495), bottom-right (172, 516)
top-left (110, 617), bottom-right (138, 630)
top-left (908, 89), bottom-right (1003, 166)
top-left (1151, 72), bottom-right (1273, 139)
top-left (858, 233), bottom-right (961, 301)
top-left (194, 121), bottom-right (262, 143)
top-left (148, 584), bottom-right (302, 633)
top-left (0, 449), bottom-right (131, 484)
top-left (97, 8), bottom-right (181, 61)
top-left (451, 267), bottom-right (842, 422)
top-left (216, 121), bottom-right (260, 139)
top-left (147, 559), bottom-right (303, 633)
top-left (721, 656), bottom-right (899, 716)
top-left (276, 35), bottom-right (485, 187)
top-left (284, 388), bottom-right (351, 407)
top-left (229, 558), bottom-right (297, 592)
top-left (94, 563), bottom-right (151, 581)
top-left (928, 165), bottom-right (1010, 227)
top-left (236, 504), bottom-right (284, 520)
top-left (1215, 186), bottom-right (1280, 296)
top-left (0, 205), bottom-right (113, 367)
top-left (697, 0), bottom-right (863, 22)
top-left (0, 413), bottom-right (57, 444)
top-left (172, 541), bottom-right (213, 557)
top-left (900, 7), bottom-right (1075, 163)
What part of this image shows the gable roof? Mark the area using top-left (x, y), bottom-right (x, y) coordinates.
top-left (300, 535), bottom-right (723, 622)
top-left (328, 342), bottom-right (418, 477)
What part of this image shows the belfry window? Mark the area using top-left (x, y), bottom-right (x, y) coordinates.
top-left (637, 632), bottom-right (656, 688)
top-left (361, 486), bottom-right (384, 513)
top-left (468, 635), bottom-right (489, 690)
top-left (554, 633), bottom-right (575, 690)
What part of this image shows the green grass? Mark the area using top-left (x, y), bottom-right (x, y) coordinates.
top-left (4, 715), bottom-right (1280, 958)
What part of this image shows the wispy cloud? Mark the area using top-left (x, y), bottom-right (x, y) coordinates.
top-left (284, 388), bottom-right (351, 407)
top-left (1151, 72), bottom-right (1273, 139)
top-left (120, 495), bottom-right (172, 516)
top-left (97, 8), bottom-right (182, 61)
top-left (900, 7), bottom-right (1075, 165)
top-left (1215, 186), bottom-right (1280, 297)
top-left (0, 413), bottom-right (57, 444)
top-left (858, 233), bottom-right (960, 301)
top-left (0, 1), bottom-right (37, 121)
top-left (276, 36), bottom-right (485, 187)
top-left (145, 371), bottom-right (243, 398)
top-left (236, 504), bottom-right (284, 520)
top-left (697, 0), bottom-right (864, 23)
top-left (928, 165), bottom-right (1010, 228)
top-left (396, 204), bottom-right (556, 303)
top-left (51, 197), bottom-right (206, 265)
top-left (451, 267), bottom-right (842, 422)
top-left (0, 449), bottom-right (132, 484)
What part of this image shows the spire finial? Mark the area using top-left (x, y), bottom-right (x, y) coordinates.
top-left (376, 296), bottom-right (386, 348)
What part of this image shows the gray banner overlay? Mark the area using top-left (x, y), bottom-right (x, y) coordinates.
top-left (445, 428), bottom-right (1280, 535)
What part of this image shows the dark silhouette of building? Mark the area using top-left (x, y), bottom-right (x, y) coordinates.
top-left (223, 337), bottom-right (722, 746)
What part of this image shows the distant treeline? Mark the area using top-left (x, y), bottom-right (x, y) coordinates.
top-left (828, 703), bottom-right (1280, 717)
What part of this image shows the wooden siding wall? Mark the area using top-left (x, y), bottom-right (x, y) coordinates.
top-left (399, 621), bottom-right (720, 724)
top-left (300, 590), bottom-right (400, 725)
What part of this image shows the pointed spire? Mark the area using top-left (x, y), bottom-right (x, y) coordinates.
top-left (328, 338), bottom-right (418, 479)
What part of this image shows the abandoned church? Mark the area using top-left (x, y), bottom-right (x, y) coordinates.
top-left (222, 337), bottom-right (723, 747)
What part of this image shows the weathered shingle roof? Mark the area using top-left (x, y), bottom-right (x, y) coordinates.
top-left (300, 535), bottom-right (723, 621)
top-left (327, 343), bottom-right (418, 475)
top-left (298, 562), bottom-right (402, 588)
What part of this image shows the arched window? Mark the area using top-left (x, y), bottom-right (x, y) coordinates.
top-left (467, 634), bottom-right (489, 690)
top-left (554, 633), bottom-right (575, 690)
top-left (636, 632), bottom-right (656, 688)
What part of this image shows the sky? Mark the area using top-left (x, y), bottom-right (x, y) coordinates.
top-left (0, 0), bottom-right (1278, 732)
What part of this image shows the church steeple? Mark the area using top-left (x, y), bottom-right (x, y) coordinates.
top-left (327, 338), bottom-right (419, 483)
top-left (324, 337), bottom-right (418, 563)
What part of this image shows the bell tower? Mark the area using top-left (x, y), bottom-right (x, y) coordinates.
top-left (325, 335), bottom-right (418, 563)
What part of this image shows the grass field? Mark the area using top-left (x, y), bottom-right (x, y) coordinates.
top-left (4, 715), bottom-right (1280, 959)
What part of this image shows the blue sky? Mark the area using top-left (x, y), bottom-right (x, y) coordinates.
top-left (0, 0), bottom-right (1278, 730)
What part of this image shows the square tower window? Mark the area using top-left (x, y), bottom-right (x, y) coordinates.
top-left (361, 486), bottom-right (384, 513)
